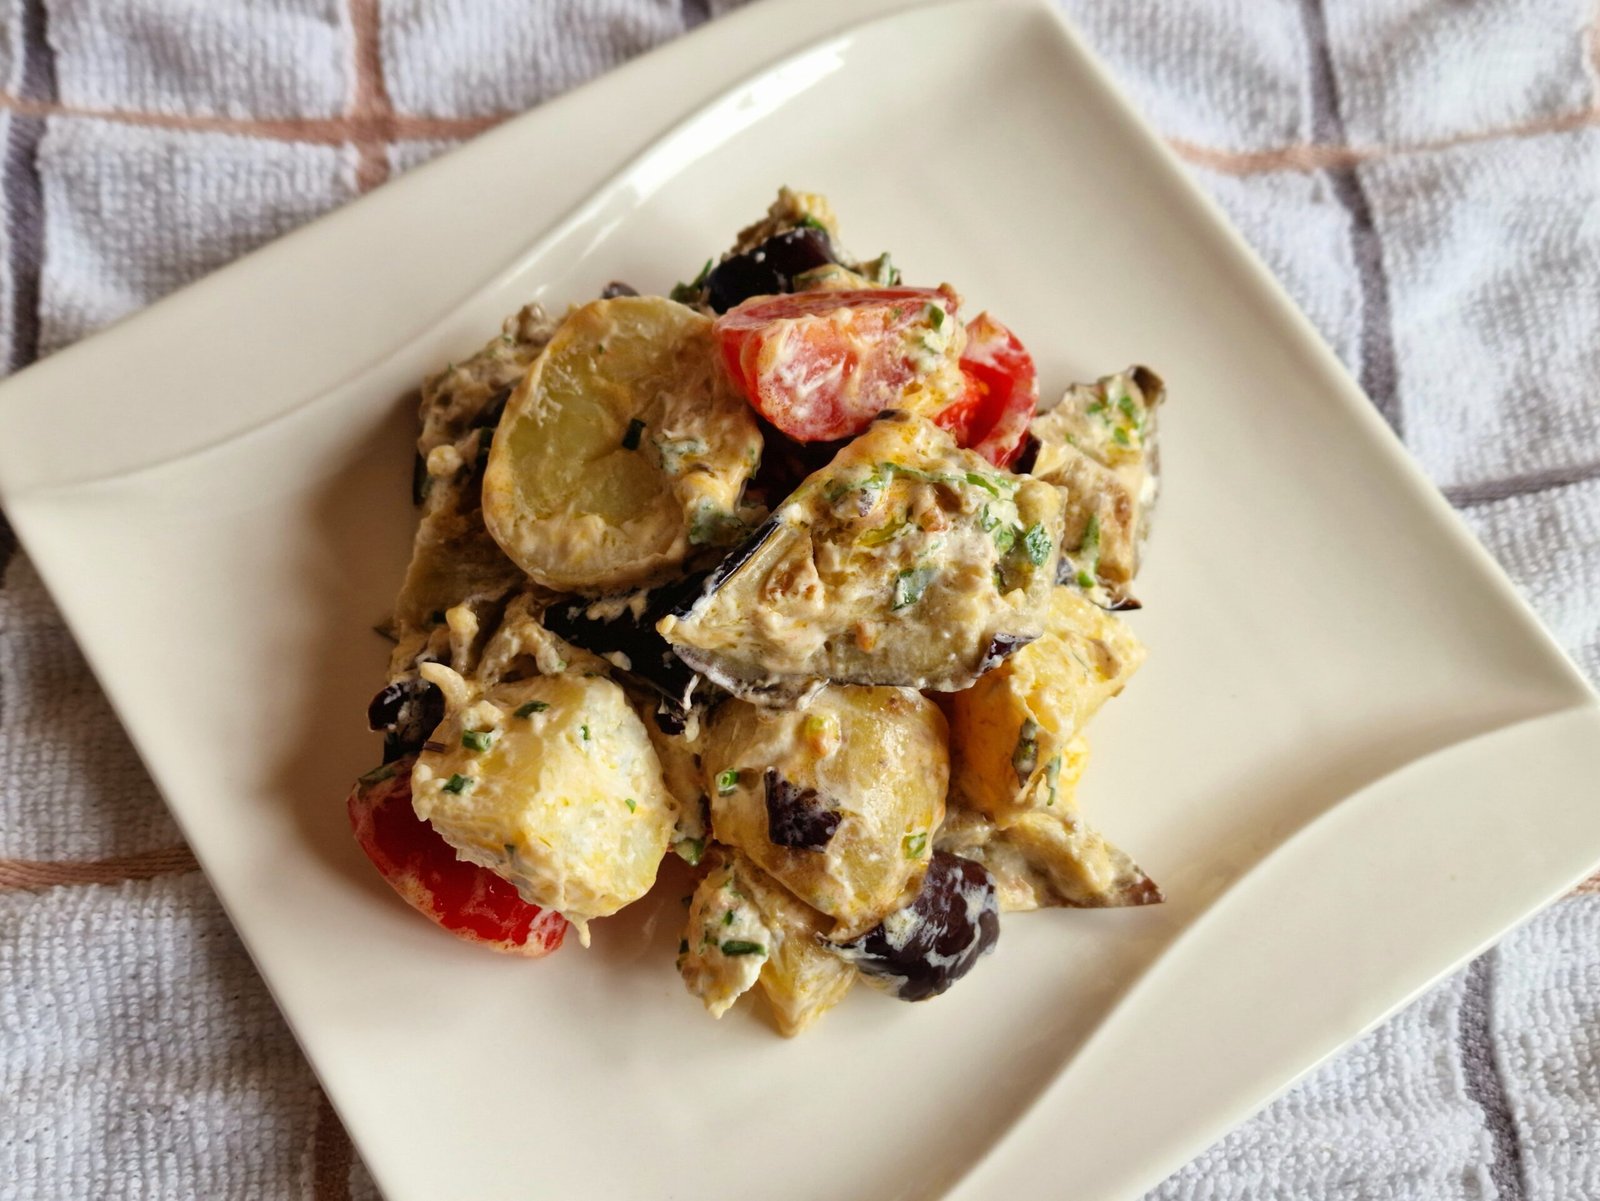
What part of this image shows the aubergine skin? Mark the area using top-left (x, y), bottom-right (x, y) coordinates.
top-left (828, 852), bottom-right (1001, 1002)
top-left (541, 588), bottom-right (704, 719)
top-left (656, 416), bottom-right (1062, 703)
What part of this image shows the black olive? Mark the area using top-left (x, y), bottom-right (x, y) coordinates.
top-left (764, 769), bottom-right (840, 851)
top-left (705, 227), bottom-right (835, 313)
top-left (472, 385), bottom-right (512, 430)
top-left (368, 677), bottom-right (445, 762)
top-left (1107, 596), bottom-right (1143, 612)
top-left (1010, 434), bottom-right (1041, 476)
top-left (410, 451), bottom-right (429, 506)
top-left (601, 281), bottom-right (639, 298)
top-left (828, 852), bottom-right (1000, 1001)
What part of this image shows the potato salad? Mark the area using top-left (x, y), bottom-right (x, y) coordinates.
top-left (348, 188), bottom-right (1167, 1035)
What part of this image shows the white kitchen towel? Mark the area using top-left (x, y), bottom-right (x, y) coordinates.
top-left (1, 2), bottom-right (1597, 1199)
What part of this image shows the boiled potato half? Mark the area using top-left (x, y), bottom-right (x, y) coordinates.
top-left (483, 296), bottom-right (763, 593)
top-left (701, 685), bottom-right (948, 934)
top-left (411, 664), bottom-right (676, 942)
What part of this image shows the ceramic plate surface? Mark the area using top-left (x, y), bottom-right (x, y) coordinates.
top-left (2, 2), bottom-right (1598, 1198)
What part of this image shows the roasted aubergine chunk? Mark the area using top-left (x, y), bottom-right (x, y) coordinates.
top-left (1030, 366), bottom-right (1164, 609)
top-left (658, 413), bottom-right (1063, 701)
top-left (700, 685), bottom-right (948, 935)
top-left (482, 296), bottom-right (763, 595)
top-left (934, 803), bottom-right (1161, 911)
top-left (677, 850), bottom-right (856, 1035)
top-left (828, 851), bottom-right (1000, 1001)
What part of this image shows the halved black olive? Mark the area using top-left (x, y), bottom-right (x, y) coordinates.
top-left (976, 633), bottom-right (1033, 674)
top-left (828, 852), bottom-right (1000, 1002)
top-left (764, 769), bottom-right (840, 851)
top-left (1010, 434), bottom-right (1041, 476)
top-left (705, 227), bottom-right (835, 314)
top-left (368, 676), bottom-right (445, 763)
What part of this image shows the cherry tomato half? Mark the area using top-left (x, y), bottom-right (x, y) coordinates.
top-left (348, 758), bottom-right (568, 957)
top-left (713, 286), bottom-right (962, 442)
top-left (937, 312), bottom-right (1038, 468)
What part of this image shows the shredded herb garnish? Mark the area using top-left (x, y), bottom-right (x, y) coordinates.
top-left (461, 730), bottom-right (494, 752)
top-left (716, 769), bottom-right (740, 796)
top-left (514, 700), bottom-right (549, 717)
top-left (722, 909), bottom-right (735, 926)
top-left (1023, 522), bottom-right (1053, 566)
top-left (720, 940), bottom-right (766, 957)
top-left (625, 798), bottom-right (637, 813)
top-left (580, 724), bottom-right (591, 741)
top-left (443, 773), bottom-right (472, 794)
top-left (926, 303), bottom-right (945, 331)
top-left (892, 565), bottom-right (935, 610)
top-left (903, 831), bottom-right (928, 859)
top-left (1012, 719), bottom-right (1040, 783)
top-left (1044, 755), bottom-right (1063, 806)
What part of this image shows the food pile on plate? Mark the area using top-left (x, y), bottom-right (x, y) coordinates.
top-left (349, 189), bottom-right (1167, 1035)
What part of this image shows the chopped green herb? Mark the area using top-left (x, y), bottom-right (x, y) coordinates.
top-left (514, 700), bottom-right (549, 717)
top-left (621, 418), bottom-right (646, 451)
top-left (625, 798), bottom-right (637, 813)
top-left (903, 831), bottom-right (928, 859)
top-left (688, 506), bottom-right (745, 547)
top-left (669, 258), bottom-right (713, 303)
top-left (655, 436), bottom-right (707, 474)
top-left (994, 565), bottom-right (1008, 592)
top-left (461, 729), bottom-right (494, 752)
top-left (978, 504), bottom-right (998, 532)
top-left (797, 214), bottom-right (828, 232)
top-left (1113, 426), bottom-right (1132, 447)
top-left (722, 909), bottom-right (735, 926)
top-left (993, 524), bottom-right (1019, 555)
top-left (859, 518), bottom-right (908, 547)
top-left (580, 724), bottom-right (591, 742)
top-left (677, 838), bottom-right (705, 867)
top-left (1086, 399), bottom-right (1109, 418)
top-left (1076, 570), bottom-right (1096, 589)
top-left (716, 769), bottom-right (740, 796)
top-left (720, 940), bottom-right (766, 957)
top-left (1117, 393), bottom-right (1139, 424)
top-left (1044, 755), bottom-right (1063, 806)
top-left (1011, 719), bottom-right (1040, 784)
top-left (443, 773), bottom-right (472, 794)
top-left (892, 565), bottom-right (935, 610)
top-left (357, 763), bottom-right (398, 786)
top-left (1023, 522), bottom-right (1053, 566)
top-left (926, 303), bottom-right (945, 331)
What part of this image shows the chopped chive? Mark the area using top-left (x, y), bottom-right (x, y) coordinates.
top-left (1044, 755), bottom-right (1062, 806)
top-left (993, 524), bottom-right (1018, 555)
top-left (994, 565), bottom-right (1008, 592)
top-left (722, 909), bottom-right (735, 926)
top-left (903, 831), bottom-right (928, 859)
top-left (461, 729), bottom-right (494, 752)
top-left (442, 773), bottom-right (472, 794)
top-left (514, 700), bottom-right (549, 717)
top-left (926, 303), bottom-right (945, 331)
top-left (797, 214), bottom-right (828, 231)
top-left (978, 503), bottom-right (998, 532)
top-left (625, 798), bottom-right (637, 813)
top-left (1113, 426), bottom-right (1132, 447)
top-left (720, 940), bottom-right (766, 957)
top-left (1023, 522), bottom-right (1053, 566)
top-left (1011, 719), bottom-right (1040, 784)
top-left (892, 566), bottom-right (934, 610)
top-left (621, 418), bottom-right (646, 450)
top-left (716, 769), bottom-right (740, 796)
top-left (1076, 570), bottom-right (1096, 589)
top-left (580, 724), bottom-right (591, 742)
top-left (677, 838), bottom-right (705, 866)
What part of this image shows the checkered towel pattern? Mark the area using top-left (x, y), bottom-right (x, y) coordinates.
top-left (1, 2), bottom-right (1597, 1198)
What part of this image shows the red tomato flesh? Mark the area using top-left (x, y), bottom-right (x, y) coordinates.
top-left (714, 286), bottom-right (962, 442)
top-left (939, 312), bottom-right (1039, 468)
top-left (348, 758), bottom-right (567, 957)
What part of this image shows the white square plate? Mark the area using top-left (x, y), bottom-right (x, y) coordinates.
top-left (3, 1), bottom-right (1598, 1197)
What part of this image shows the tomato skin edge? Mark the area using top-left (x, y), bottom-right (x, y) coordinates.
top-left (348, 758), bottom-right (568, 958)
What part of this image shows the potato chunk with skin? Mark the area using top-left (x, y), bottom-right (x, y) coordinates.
top-left (678, 850), bottom-right (855, 1034)
top-left (946, 588), bottom-right (1144, 823)
top-left (411, 665), bottom-right (676, 943)
top-left (483, 296), bottom-right (763, 594)
top-left (701, 686), bottom-right (948, 935)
